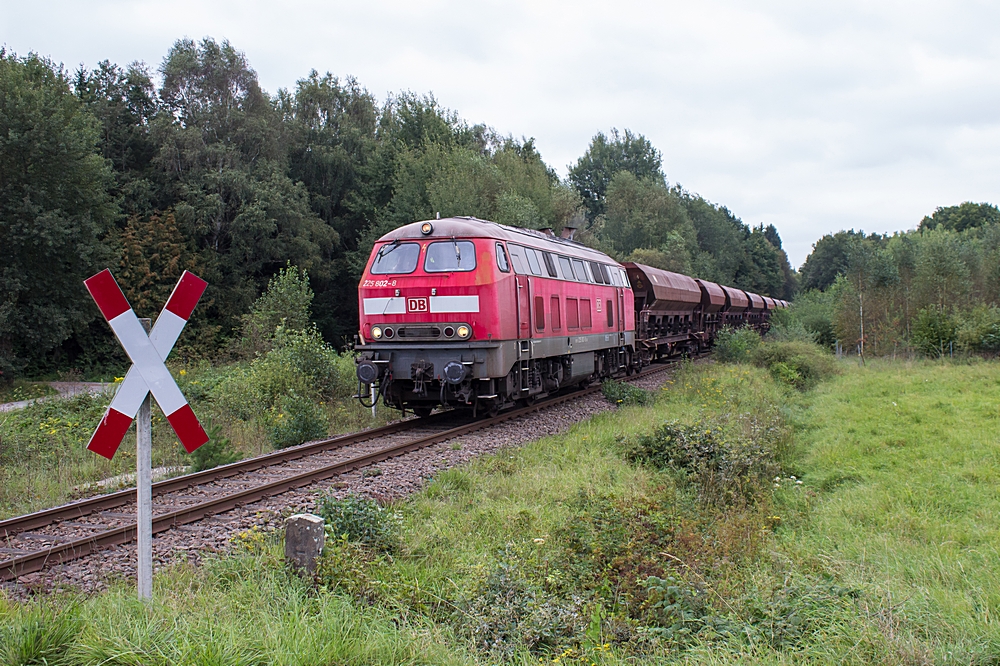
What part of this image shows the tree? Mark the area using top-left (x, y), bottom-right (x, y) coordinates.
top-left (153, 38), bottom-right (335, 330)
top-left (0, 51), bottom-right (117, 377)
top-left (799, 230), bottom-right (867, 291)
top-left (919, 202), bottom-right (999, 232)
top-left (568, 128), bottom-right (663, 221)
top-left (595, 171), bottom-right (695, 258)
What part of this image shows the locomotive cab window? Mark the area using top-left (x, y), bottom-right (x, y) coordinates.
top-left (425, 240), bottom-right (477, 272)
top-left (496, 243), bottom-right (510, 272)
top-left (507, 244), bottom-right (527, 273)
top-left (370, 241), bottom-right (420, 274)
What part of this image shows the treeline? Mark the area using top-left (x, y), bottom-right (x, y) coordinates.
top-left (796, 202), bottom-right (1000, 357)
top-left (0, 38), bottom-right (794, 379)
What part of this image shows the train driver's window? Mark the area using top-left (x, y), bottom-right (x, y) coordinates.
top-left (580, 299), bottom-right (592, 328)
top-left (524, 248), bottom-right (542, 275)
top-left (534, 296), bottom-right (545, 331)
top-left (558, 256), bottom-right (575, 281)
top-left (550, 295), bottom-right (561, 330)
top-left (572, 259), bottom-right (589, 283)
top-left (607, 299), bottom-right (614, 327)
top-left (370, 241), bottom-right (420, 274)
top-left (606, 267), bottom-right (620, 286)
top-left (496, 243), bottom-right (510, 273)
top-left (542, 252), bottom-right (558, 278)
top-left (507, 244), bottom-right (527, 274)
top-left (619, 269), bottom-right (630, 288)
top-left (566, 297), bottom-right (579, 329)
top-left (425, 240), bottom-right (477, 272)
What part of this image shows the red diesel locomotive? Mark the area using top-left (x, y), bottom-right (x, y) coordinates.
top-left (355, 217), bottom-right (781, 415)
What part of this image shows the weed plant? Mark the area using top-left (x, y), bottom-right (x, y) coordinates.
top-left (600, 379), bottom-right (651, 406)
top-left (712, 327), bottom-right (761, 363)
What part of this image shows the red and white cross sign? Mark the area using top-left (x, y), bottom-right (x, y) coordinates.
top-left (84, 269), bottom-right (210, 459)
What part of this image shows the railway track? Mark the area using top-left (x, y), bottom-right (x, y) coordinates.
top-left (1, 361), bottom-right (679, 582)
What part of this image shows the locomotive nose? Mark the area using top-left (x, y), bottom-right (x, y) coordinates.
top-left (356, 359), bottom-right (381, 385)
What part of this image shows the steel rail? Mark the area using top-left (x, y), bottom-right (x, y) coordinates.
top-left (1, 361), bottom-right (678, 582)
top-left (0, 412), bottom-right (461, 539)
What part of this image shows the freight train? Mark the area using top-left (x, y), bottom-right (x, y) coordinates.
top-left (354, 217), bottom-right (783, 416)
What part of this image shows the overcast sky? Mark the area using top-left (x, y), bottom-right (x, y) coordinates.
top-left (4, 0), bottom-right (999, 267)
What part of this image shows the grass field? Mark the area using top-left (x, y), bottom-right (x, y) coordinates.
top-left (4, 355), bottom-right (1000, 664)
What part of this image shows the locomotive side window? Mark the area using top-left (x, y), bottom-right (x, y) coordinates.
top-left (558, 256), bottom-right (574, 281)
top-left (601, 264), bottom-right (613, 284)
top-left (370, 241), bottom-right (420, 274)
top-left (524, 247), bottom-right (543, 275)
top-left (496, 243), bottom-right (510, 272)
top-left (607, 299), bottom-right (614, 327)
top-left (534, 296), bottom-right (545, 331)
top-left (619, 269), bottom-right (630, 287)
top-left (580, 299), bottom-right (592, 328)
top-left (572, 259), bottom-right (589, 283)
top-left (506, 243), bottom-right (527, 273)
top-left (550, 295), bottom-right (561, 330)
top-left (589, 262), bottom-right (605, 284)
top-left (606, 266), bottom-right (620, 286)
top-left (425, 240), bottom-right (477, 272)
top-left (542, 252), bottom-right (558, 278)
top-left (566, 297), bottom-right (579, 328)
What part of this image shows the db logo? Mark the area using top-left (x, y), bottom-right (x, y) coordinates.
top-left (407, 297), bottom-right (428, 313)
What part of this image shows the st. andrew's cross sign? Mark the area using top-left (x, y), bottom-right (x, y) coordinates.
top-left (84, 269), bottom-right (210, 458)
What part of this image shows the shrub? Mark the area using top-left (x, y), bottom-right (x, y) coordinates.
top-left (266, 391), bottom-right (328, 449)
top-left (316, 493), bottom-right (402, 553)
top-left (955, 305), bottom-right (1000, 353)
top-left (911, 307), bottom-right (958, 358)
top-left (765, 308), bottom-right (817, 344)
top-left (751, 341), bottom-right (838, 390)
top-left (189, 420), bottom-right (240, 472)
top-left (214, 325), bottom-right (346, 446)
top-left (601, 379), bottom-right (651, 406)
top-left (625, 420), bottom-right (780, 506)
top-left (713, 327), bottom-right (761, 363)
top-left (238, 263), bottom-right (314, 358)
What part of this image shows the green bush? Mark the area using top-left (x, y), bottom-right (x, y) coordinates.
top-left (238, 262), bottom-right (314, 358)
top-left (751, 341), bottom-right (838, 390)
top-left (765, 308), bottom-right (817, 343)
top-left (625, 419), bottom-right (780, 506)
top-left (601, 379), bottom-right (651, 406)
top-left (316, 493), bottom-right (402, 553)
top-left (955, 305), bottom-right (1000, 353)
top-left (712, 327), bottom-right (761, 363)
top-left (214, 325), bottom-right (347, 447)
top-left (189, 420), bottom-right (241, 472)
top-left (911, 307), bottom-right (958, 358)
top-left (266, 391), bottom-right (328, 449)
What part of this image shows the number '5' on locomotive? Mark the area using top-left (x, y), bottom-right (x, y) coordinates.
top-left (354, 216), bottom-right (782, 417)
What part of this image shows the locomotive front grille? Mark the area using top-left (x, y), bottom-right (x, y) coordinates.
top-left (397, 326), bottom-right (441, 339)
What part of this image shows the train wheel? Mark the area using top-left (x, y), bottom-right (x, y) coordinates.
top-left (412, 406), bottom-right (434, 418)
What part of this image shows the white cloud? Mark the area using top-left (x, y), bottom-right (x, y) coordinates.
top-left (3, 0), bottom-right (999, 266)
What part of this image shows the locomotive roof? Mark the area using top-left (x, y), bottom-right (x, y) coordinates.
top-left (377, 217), bottom-right (620, 266)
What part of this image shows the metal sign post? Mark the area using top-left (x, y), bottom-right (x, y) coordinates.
top-left (83, 270), bottom-right (209, 601)
top-left (137, 318), bottom-right (153, 599)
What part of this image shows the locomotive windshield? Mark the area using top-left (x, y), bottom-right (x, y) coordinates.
top-left (370, 241), bottom-right (420, 274)
top-left (425, 240), bottom-right (477, 272)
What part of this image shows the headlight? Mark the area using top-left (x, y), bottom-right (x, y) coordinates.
top-left (456, 325), bottom-right (471, 339)
top-left (371, 326), bottom-right (382, 339)
top-left (421, 222), bottom-right (433, 235)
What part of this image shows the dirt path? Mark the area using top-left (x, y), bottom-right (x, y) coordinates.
top-left (0, 382), bottom-right (112, 412)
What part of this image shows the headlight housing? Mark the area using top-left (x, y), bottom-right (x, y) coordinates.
top-left (371, 326), bottom-right (382, 340)
top-left (456, 325), bottom-right (471, 339)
